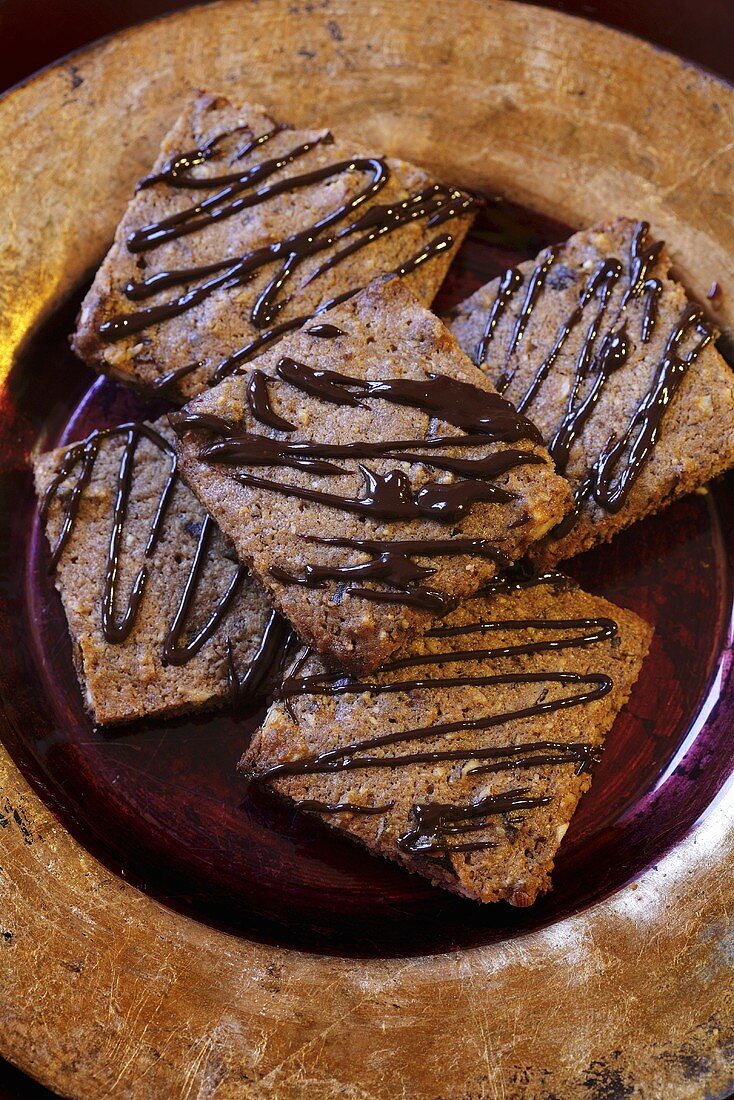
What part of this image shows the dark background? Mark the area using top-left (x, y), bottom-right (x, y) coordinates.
top-left (1, 0), bottom-right (732, 1095)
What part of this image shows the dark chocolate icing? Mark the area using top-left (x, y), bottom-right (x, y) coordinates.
top-left (272, 358), bottom-right (543, 442)
top-left (211, 235), bottom-right (460, 382)
top-left (398, 789), bottom-right (551, 855)
top-left (268, 536), bottom-right (510, 612)
top-left (198, 430), bottom-right (542, 481)
top-left (263, 630), bottom-right (614, 778)
top-left (250, 573), bottom-right (619, 856)
top-left (640, 279), bottom-right (662, 343)
top-left (227, 608), bottom-right (295, 703)
top-left (475, 266), bottom-right (522, 367)
top-left (99, 122), bottom-right (478, 387)
top-left (593, 304), bottom-right (712, 513)
top-left (234, 464), bottom-right (513, 525)
top-left (246, 369), bottom-right (296, 432)
top-left (306, 323), bottom-right (345, 338)
top-left (162, 514), bottom-right (248, 666)
top-left (298, 800), bottom-right (396, 815)
top-left (136, 124), bottom-right (285, 192)
top-left (146, 360), bottom-right (206, 395)
top-left (621, 221), bottom-right (664, 308)
top-left (174, 358), bottom-right (545, 606)
top-left (495, 247), bottom-right (558, 394)
top-left (39, 423), bottom-right (282, 690)
top-left (40, 422), bottom-right (177, 643)
top-left (472, 221), bottom-right (714, 537)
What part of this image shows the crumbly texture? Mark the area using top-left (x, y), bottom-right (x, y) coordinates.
top-left (449, 217), bottom-right (734, 566)
top-left (174, 280), bottom-right (574, 673)
top-left (33, 418), bottom-right (274, 724)
top-left (72, 91), bottom-right (476, 402)
top-left (241, 577), bottom-right (652, 906)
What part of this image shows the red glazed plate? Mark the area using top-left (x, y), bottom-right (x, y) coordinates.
top-left (5, 200), bottom-right (733, 956)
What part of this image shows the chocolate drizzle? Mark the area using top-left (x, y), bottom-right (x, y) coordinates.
top-left (162, 515), bottom-right (248, 666)
top-left (398, 789), bottom-right (551, 855)
top-left (472, 220), bottom-right (715, 535)
top-left (269, 536), bottom-right (510, 612)
top-left (621, 221), bottom-right (664, 308)
top-left (640, 279), bottom-right (662, 343)
top-left (136, 123), bottom-right (285, 192)
top-left (306, 323), bottom-right (344, 338)
top-left (593, 304), bottom-right (712, 513)
top-left (174, 358), bottom-right (544, 607)
top-left (547, 324), bottom-right (631, 475)
top-left (478, 564), bottom-right (571, 597)
top-left (198, 430), bottom-right (542, 481)
top-left (246, 369), bottom-right (296, 432)
top-left (252, 573), bottom-right (619, 855)
top-left (475, 267), bottom-right (522, 367)
top-left (100, 122), bottom-right (477, 386)
top-left (270, 359), bottom-right (543, 442)
top-left (145, 360), bottom-right (206, 395)
top-left (210, 287), bottom-right (357, 382)
top-left (545, 304), bottom-right (711, 525)
top-left (227, 608), bottom-right (296, 703)
top-left (298, 800), bottom-right (396, 815)
top-left (495, 248), bottom-right (558, 394)
top-left (175, 361), bottom-right (543, 460)
top-left (210, 237), bottom-right (458, 383)
top-left (420, 612), bottom-right (616, 651)
top-left (237, 460), bottom-right (518, 524)
top-left (128, 133), bottom-right (337, 252)
top-left (40, 423), bottom-right (177, 642)
top-left (516, 260), bottom-right (624, 423)
top-left (266, 664), bottom-right (609, 779)
top-left (263, 622), bottom-right (615, 777)
top-left (39, 423), bottom-right (282, 688)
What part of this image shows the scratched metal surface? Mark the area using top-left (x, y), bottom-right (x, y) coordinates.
top-left (0, 2), bottom-right (733, 1097)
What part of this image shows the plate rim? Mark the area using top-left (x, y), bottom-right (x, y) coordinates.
top-left (1, 1), bottom-right (733, 1096)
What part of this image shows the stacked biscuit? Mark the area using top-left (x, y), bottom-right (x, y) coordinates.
top-left (34, 93), bottom-right (734, 905)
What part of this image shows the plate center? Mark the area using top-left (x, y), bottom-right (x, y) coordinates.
top-left (2, 199), bottom-right (733, 956)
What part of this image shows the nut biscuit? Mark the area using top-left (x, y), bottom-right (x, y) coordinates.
top-left (34, 417), bottom-right (282, 723)
top-left (241, 573), bottom-right (652, 906)
top-left (449, 217), bottom-right (734, 565)
top-left (173, 279), bottom-right (574, 673)
top-left (73, 91), bottom-right (477, 402)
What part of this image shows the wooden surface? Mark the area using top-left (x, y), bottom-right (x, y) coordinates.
top-left (0, 2), bottom-right (733, 1097)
